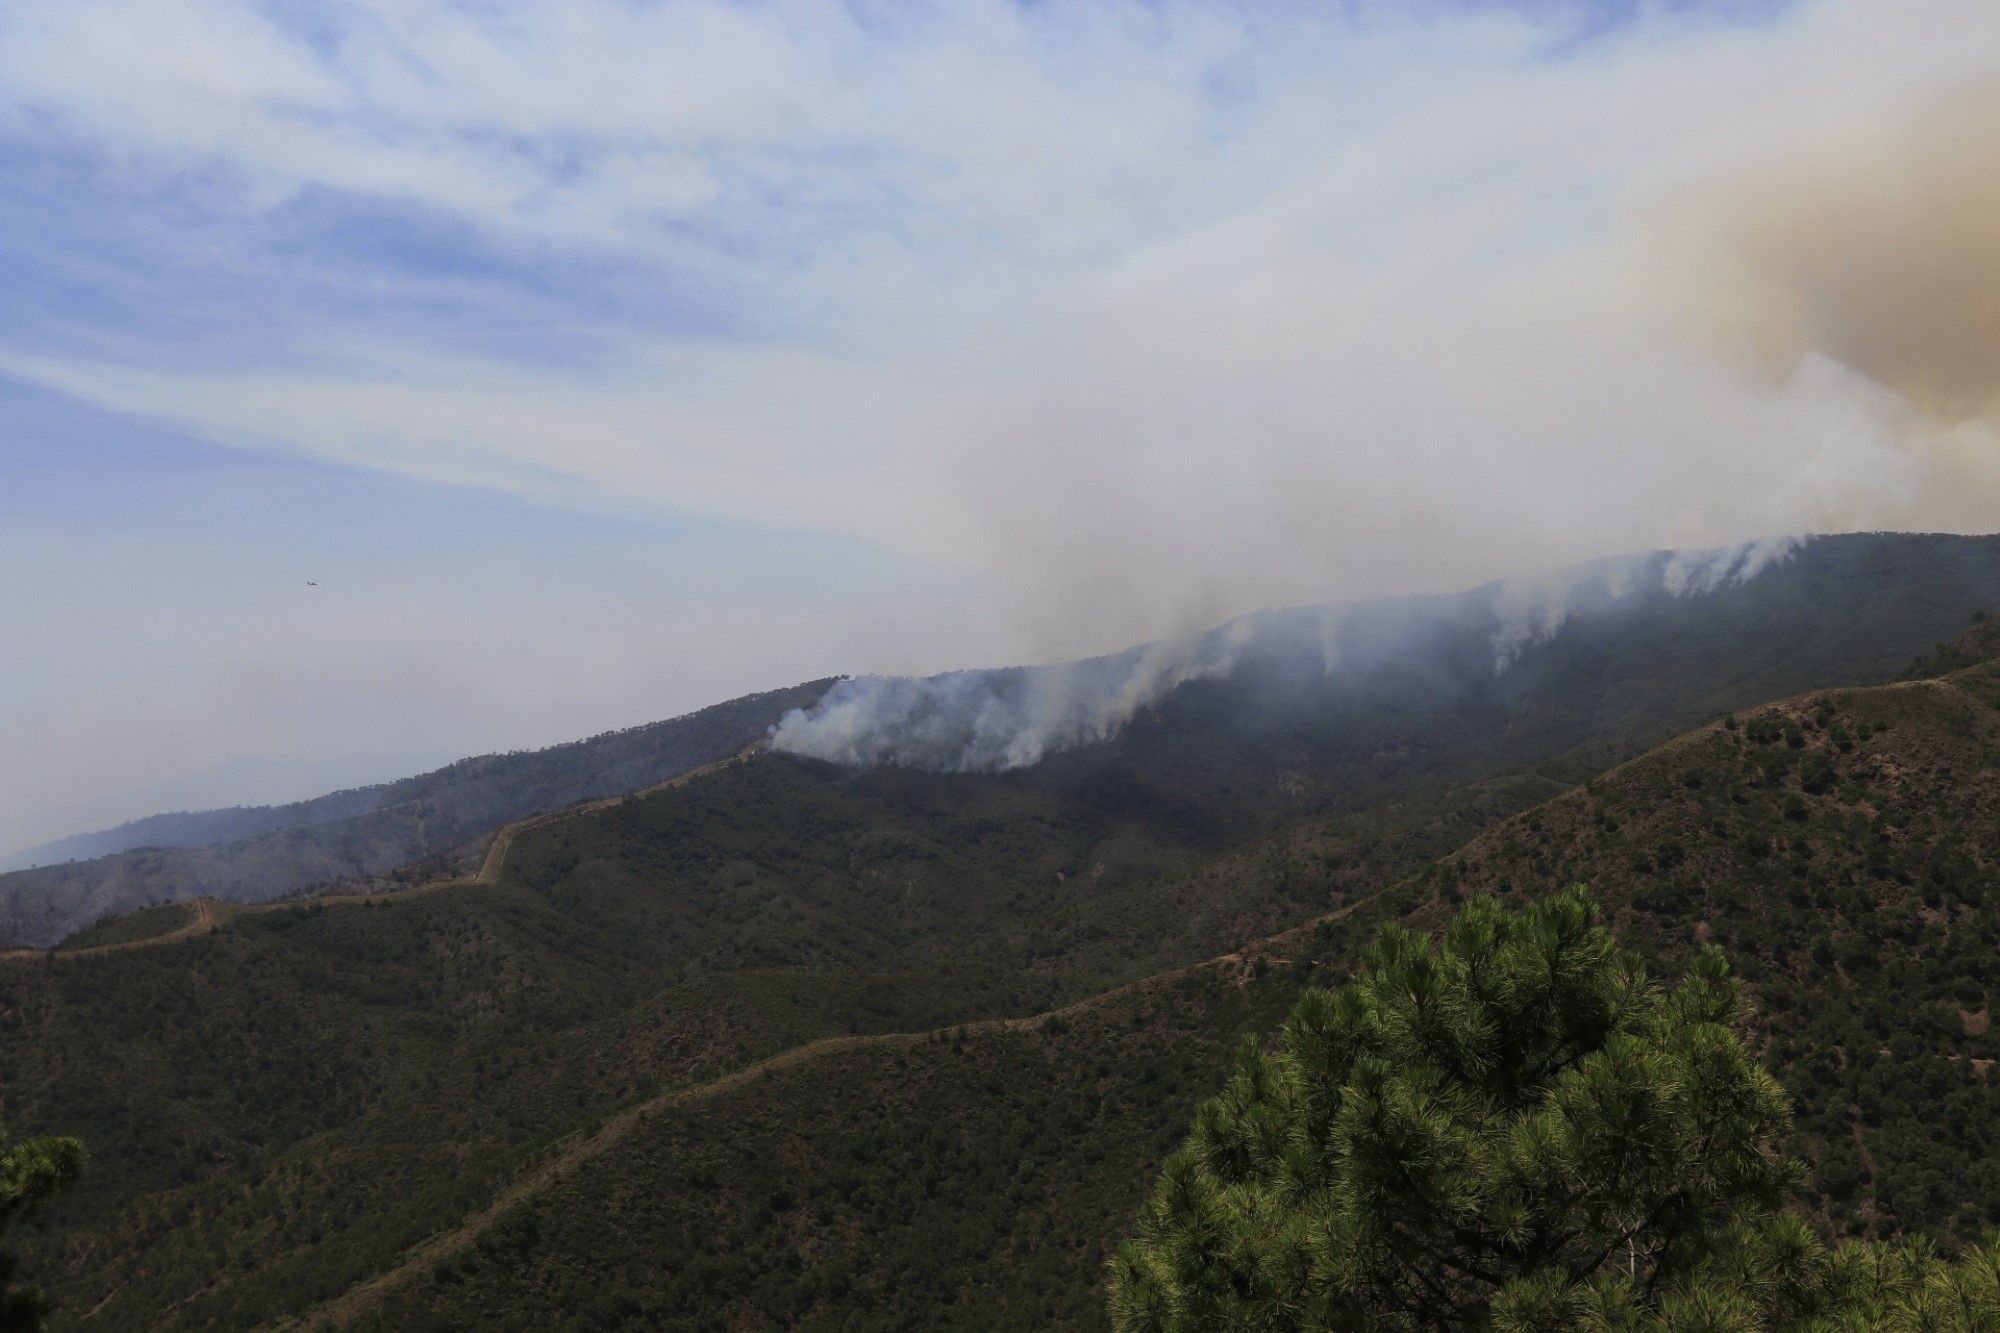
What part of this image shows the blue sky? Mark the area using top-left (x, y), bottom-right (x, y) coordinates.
top-left (2, 0), bottom-right (1995, 851)
top-left (2, 370), bottom-right (967, 848)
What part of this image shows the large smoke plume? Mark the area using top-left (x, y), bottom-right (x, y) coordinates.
top-left (5, 2), bottom-right (1998, 851)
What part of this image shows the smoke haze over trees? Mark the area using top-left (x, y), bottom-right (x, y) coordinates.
top-left (769, 537), bottom-right (1804, 773)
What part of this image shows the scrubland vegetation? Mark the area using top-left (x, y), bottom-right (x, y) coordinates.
top-left (4, 538), bottom-right (2000, 1327)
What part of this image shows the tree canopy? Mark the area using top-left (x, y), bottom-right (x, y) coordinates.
top-left (1109, 888), bottom-right (2000, 1330)
top-left (0, 1125), bottom-right (81, 1331)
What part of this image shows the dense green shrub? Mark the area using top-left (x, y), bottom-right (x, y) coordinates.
top-left (1111, 891), bottom-right (2000, 1331)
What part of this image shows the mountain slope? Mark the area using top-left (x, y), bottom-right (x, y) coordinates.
top-left (10, 530), bottom-right (2000, 955)
top-left (0, 751), bottom-right (452, 873)
top-left (5, 534), bottom-right (2000, 1326)
top-left (346, 917), bottom-right (1377, 1331)
top-left (770, 533), bottom-right (2000, 843)
top-left (351, 618), bottom-right (2000, 1330)
top-left (0, 755), bottom-right (1544, 1329)
top-left (0, 680), bottom-right (832, 946)
top-left (1435, 638), bottom-right (2000, 1240)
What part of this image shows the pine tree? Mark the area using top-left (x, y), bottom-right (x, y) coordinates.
top-left (1108, 888), bottom-right (1998, 1330)
top-left (0, 1126), bottom-right (82, 1332)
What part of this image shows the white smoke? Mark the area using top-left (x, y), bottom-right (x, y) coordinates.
top-left (774, 538), bottom-right (1812, 773)
top-left (769, 624), bottom-right (1248, 772)
top-left (1662, 535), bottom-right (1805, 598)
top-left (1488, 536), bottom-right (1807, 671)
top-left (1487, 582), bottom-right (1585, 675)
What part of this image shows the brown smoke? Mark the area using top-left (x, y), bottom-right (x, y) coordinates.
top-left (1702, 79), bottom-right (2000, 427)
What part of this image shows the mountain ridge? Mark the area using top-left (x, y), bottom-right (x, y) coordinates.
top-left (0, 681), bottom-right (831, 947)
top-left (13, 530), bottom-right (2000, 953)
top-left (12, 746), bottom-right (766, 961)
top-left (346, 614), bottom-right (2000, 1329)
top-left (6, 534), bottom-right (2000, 1326)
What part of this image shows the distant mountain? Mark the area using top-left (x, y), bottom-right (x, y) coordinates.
top-left (0, 752), bottom-right (452, 871)
top-left (0, 680), bottom-right (833, 947)
top-left (5, 532), bottom-right (2000, 1327)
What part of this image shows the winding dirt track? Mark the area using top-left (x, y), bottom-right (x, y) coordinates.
top-left (0, 747), bottom-right (762, 965)
top-left (301, 674), bottom-right (1999, 1324)
top-left (297, 900), bottom-right (1359, 1330)
top-left (5, 738), bottom-right (1361, 1328)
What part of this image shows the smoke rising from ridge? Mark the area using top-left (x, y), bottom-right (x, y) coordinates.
top-left (905, 15), bottom-right (2000, 664)
top-left (4, 2), bottom-right (2000, 845)
top-left (771, 538), bottom-right (1806, 773)
top-left (767, 626), bottom-right (1248, 772)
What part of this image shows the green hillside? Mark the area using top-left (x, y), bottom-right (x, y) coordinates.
top-left (51, 900), bottom-right (197, 950)
top-left (352, 912), bottom-right (1397, 1331)
top-left (0, 758), bottom-right (1536, 1328)
top-left (1438, 648), bottom-right (2000, 1240)
top-left (5, 536), bottom-right (2000, 1327)
top-left (347, 618), bottom-right (2000, 1329)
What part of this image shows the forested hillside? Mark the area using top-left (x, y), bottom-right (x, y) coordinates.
top-left (348, 620), bottom-right (2000, 1328)
top-left (12, 531), bottom-right (2000, 953)
top-left (0, 680), bottom-right (831, 947)
top-left (0, 756), bottom-right (1535, 1328)
top-left (4, 538), bottom-right (2000, 1327)
top-left (1437, 643), bottom-right (2000, 1240)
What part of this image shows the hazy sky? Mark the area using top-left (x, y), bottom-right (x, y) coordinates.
top-left (3, 0), bottom-right (1997, 851)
